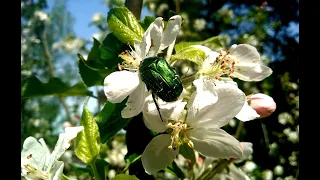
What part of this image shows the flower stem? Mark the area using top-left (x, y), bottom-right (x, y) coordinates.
top-left (121, 154), bottom-right (142, 174)
top-left (197, 159), bottom-right (231, 180)
top-left (90, 161), bottom-right (101, 180)
top-left (234, 121), bottom-right (244, 139)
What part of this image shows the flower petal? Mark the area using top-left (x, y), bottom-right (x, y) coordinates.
top-left (39, 138), bottom-right (51, 158)
top-left (140, 17), bottom-right (163, 58)
top-left (229, 44), bottom-right (261, 64)
top-left (21, 137), bottom-right (47, 169)
top-left (186, 84), bottom-right (245, 128)
top-left (51, 161), bottom-right (64, 180)
top-left (104, 71), bottom-right (140, 103)
top-left (160, 15), bottom-right (182, 50)
top-left (187, 127), bottom-right (243, 159)
top-left (232, 63), bottom-right (273, 81)
top-left (200, 50), bottom-right (219, 72)
top-left (142, 134), bottom-right (179, 175)
top-left (228, 44), bottom-right (272, 81)
top-left (240, 142), bottom-right (253, 160)
top-left (235, 100), bottom-right (260, 121)
top-left (143, 94), bottom-right (187, 132)
top-left (47, 126), bottom-right (84, 169)
top-left (228, 163), bottom-right (251, 180)
top-left (121, 81), bottom-right (149, 118)
top-left (187, 77), bottom-right (218, 120)
top-left (147, 17), bottom-right (164, 57)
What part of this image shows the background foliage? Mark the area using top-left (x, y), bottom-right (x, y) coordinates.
top-left (21, 0), bottom-right (299, 179)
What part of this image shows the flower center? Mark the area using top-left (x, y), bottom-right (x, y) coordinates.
top-left (167, 120), bottom-right (194, 150)
top-left (118, 45), bottom-right (142, 71)
top-left (22, 154), bottom-right (49, 180)
top-left (201, 49), bottom-right (236, 80)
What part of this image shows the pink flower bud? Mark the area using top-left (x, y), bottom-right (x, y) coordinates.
top-left (248, 93), bottom-right (276, 118)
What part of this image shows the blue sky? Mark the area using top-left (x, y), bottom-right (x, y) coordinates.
top-left (47, 0), bottom-right (109, 40)
top-left (48, 0), bottom-right (153, 40)
top-left (46, 1), bottom-right (154, 118)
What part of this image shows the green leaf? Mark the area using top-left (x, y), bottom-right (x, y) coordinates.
top-left (175, 36), bottom-right (222, 53)
top-left (107, 7), bottom-right (144, 45)
top-left (179, 143), bottom-right (196, 165)
top-left (87, 38), bottom-right (101, 65)
top-left (75, 106), bottom-right (101, 164)
top-left (78, 53), bottom-right (114, 87)
top-left (94, 159), bottom-right (108, 180)
top-left (21, 76), bottom-right (93, 98)
top-left (112, 174), bottom-right (140, 180)
top-left (140, 16), bottom-right (156, 31)
top-left (69, 162), bottom-right (92, 175)
top-left (99, 33), bottom-right (126, 68)
top-left (165, 161), bottom-right (185, 178)
top-left (94, 100), bottom-right (131, 144)
top-left (171, 46), bottom-right (207, 65)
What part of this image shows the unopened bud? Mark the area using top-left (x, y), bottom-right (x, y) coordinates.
top-left (248, 93), bottom-right (276, 118)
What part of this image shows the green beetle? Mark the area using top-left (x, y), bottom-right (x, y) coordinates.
top-left (139, 57), bottom-right (183, 120)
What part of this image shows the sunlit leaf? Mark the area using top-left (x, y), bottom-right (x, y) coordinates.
top-left (107, 7), bottom-right (144, 45)
top-left (75, 106), bottom-right (100, 164)
top-left (175, 36), bottom-right (222, 53)
top-left (21, 76), bottom-right (93, 98)
top-left (171, 46), bottom-right (207, 65)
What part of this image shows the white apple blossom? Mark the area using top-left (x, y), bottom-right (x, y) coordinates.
top-left (193, 18), bottom-right (206, 31)
top-left (104, 15), bottom-right (182, 118)
top-left (198, 44), bottom-right (272, 82)
top-left (141, 84), bottom-right (246, 174)
top-left (212, 163), bottom-right (251, 180)
top-left (34, 10), bottom-right (49, 22)
top-left (243, 161), bottom-right (257, 173)
top-left (185, 44), bottom-right (272, 115)
top-left (92, 12), bottom-right (104, 24)
top-left (21, 126), bottom-right (84, 180)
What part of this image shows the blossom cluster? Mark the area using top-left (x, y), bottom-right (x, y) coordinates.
top-left (21, 13), bottom-right (276, 179)
top-left (103, 15), bottom-right (276, 174)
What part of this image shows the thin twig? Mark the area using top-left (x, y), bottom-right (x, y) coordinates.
top-left (41, 30), bottom-right (72, 121)
top-left (175, 0), bottom-right (180, 14)
top-left (234, 121), bottom-right (244, 139)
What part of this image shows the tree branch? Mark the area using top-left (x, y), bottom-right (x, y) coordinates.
top-left (41, 30), bottom-right (72, 122)
top-left (125, 0), bottom-right (143, 20)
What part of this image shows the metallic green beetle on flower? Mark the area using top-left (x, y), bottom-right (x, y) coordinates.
top-left (103, 15), bottom-right (183, 119)
top-left (139, 57), bottom-right (183, 102)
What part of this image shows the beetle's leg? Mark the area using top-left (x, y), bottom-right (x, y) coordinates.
top-left (151, 92), bottom-right (164, 122)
